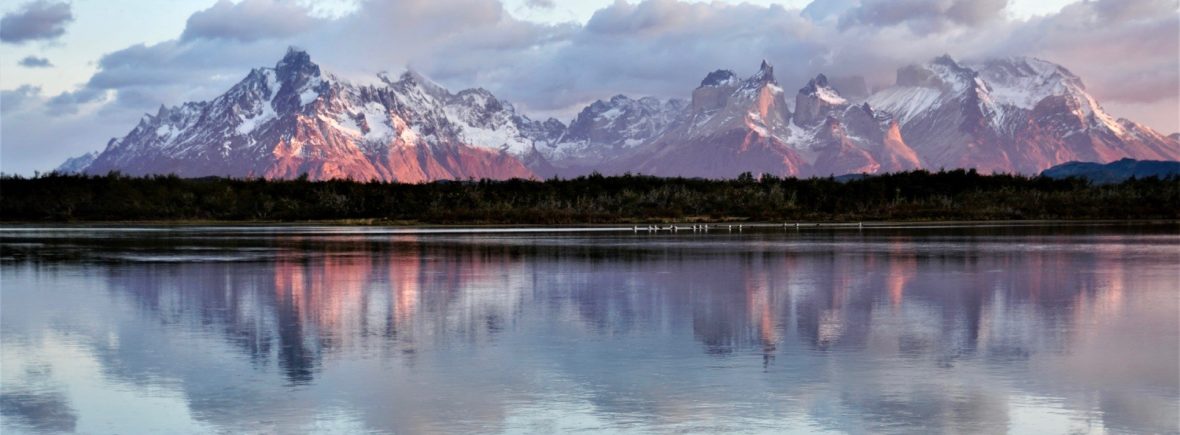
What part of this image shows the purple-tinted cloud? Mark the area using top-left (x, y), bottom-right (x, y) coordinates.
top-left (180, 0), bottom-right (323, 42)
top-left (991, 0), bottom-right (1179, 105)
top-left (0, 0), bottom-right (73, 44)
top-left (837, 0), bottom-right (1008, 34)
top-left (18, 55), bottom-right (52, 67)
top-left (1, 85), bottom-right (41, 113)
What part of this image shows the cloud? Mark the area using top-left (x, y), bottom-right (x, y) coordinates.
top-left (180, 0), bottom-right (323, 42)
top-left (1, 85), bottom-right (42, 113)
top-left (45, 87), bottom-right (108, 115)
top-left (837, 0), bottom-right (1009, 34)
top-left (17, 55), bottom-right (52, 67)
top-left (525, 0), bottom-right (555, 9)
top-left (54, 0), bottom-right (571, 115)
top-left (511, 0), bottom-right (824, 110)
top-left (0, 0), bottom-right (73, 44)
top-left (990, 0), bottom-right (1179, 104)
top-left (0, 81), bottom-right (135, 173)
top-left (1090, 0), bottom-right (1179, 22)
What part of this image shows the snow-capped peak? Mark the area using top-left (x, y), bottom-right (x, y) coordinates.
top-left (895, 54), bottom-right (977, 94)
top-left (972, 56), bottom-right (1085, 110)
top-left (747, 60), bottom-right (777, 86)
top-left (275, 47), bottom-right (321, 86)
top-left (734, 60), bottom-right (784, 98)
top-left (794, 74), bottom-right (851, 126)
top-left (54, 151), bottom-right (99, 174)
top-left (869, 55), bottom-right (995, 126)
top-left (394, 69), bottom-right (450, 100)
top-left (539, 94), bottom-right (686, 165)
top-left (800, 74), bottom-right (848, 105)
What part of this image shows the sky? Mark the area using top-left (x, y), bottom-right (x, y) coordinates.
top-left (0, 0), bottom-right (1176, 174)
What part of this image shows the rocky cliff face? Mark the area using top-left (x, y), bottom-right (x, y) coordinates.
top-left (614, 61), bottom-right (808, 178)
top-left (599, 64), bottom-right (920, 179)
top-left (794, 75), bottom-right (921, 176)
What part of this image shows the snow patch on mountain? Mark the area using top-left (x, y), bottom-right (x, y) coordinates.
top-left (54, 151), bottom-right (99, 174)
top-left (867, 86), bottom-right (942, 124)
top-left (539, 95), bottom-right (685, 166)
top-left (973, 57), bottom-right (1080, 109)
top-left (360, 102), bottom-right (394, 143)
top-left (815, 86), bottom-right (846, 105)
top-left (236, 93), bottom-right (277, 136)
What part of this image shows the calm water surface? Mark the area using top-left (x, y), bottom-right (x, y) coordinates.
top-left (1, 224), bottom-right (1178, 434)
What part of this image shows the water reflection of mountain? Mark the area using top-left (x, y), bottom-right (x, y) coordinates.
top-left (3, 230), bottom-right (1176, 433)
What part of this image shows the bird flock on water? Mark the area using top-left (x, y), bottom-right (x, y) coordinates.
top-left (630, 222), bottom-right (865, 233)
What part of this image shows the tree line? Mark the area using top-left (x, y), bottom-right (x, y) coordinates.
top-left (1, 170), bottom-right (1176, 223)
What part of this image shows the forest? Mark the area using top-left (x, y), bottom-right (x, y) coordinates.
top-left (1, 170), bottom-right (1177, 223)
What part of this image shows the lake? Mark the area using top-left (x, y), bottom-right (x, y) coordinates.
top-left (1, 224), bottom-right (1177, 434)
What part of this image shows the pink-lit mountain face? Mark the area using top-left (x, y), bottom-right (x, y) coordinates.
top-left (867, 56), bottom-right (1180, 174)
top-left (64, 50), bottom-right (1179, 180)
top-left (82, 49), bottom-right (538, 182)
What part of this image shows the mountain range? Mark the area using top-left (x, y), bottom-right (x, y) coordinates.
top-left (59, 48), bottom-right (1180, 181)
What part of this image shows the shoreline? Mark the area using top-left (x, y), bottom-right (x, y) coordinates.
top-left (2, 219), bottom-right (1177, 230)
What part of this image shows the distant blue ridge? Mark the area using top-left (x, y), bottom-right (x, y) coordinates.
top-left (1040, 158), bottom-right (1180, 184)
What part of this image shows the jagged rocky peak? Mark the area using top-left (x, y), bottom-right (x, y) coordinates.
top-left (840, 102), bottom-right (888, 136)
top-left (794, 73), bottom-right (849, 126)
top-left (562, 94), bottom-right (685, 147)
top-left (812, 73), bottom-right (830, 88)
top-left (799, 73), bottom-right (845, 100)
top-left (896, 54), bottom-right (976, 92)
top-left (524, 117), bottom-right (567, 144)
top-left (392, 68), bottom-right (451, 101)
top-left (396, 68), bottom-right (430, 86)
top-left (689, 61), bottom-right (783, 114)
top-left (699, 70), bottom-right (738, 88)
top-left (453, 88), bottom-right (506, 113)
top-left (977, 56), bottom-right (1084, 89)
top-left (54, 151), bottom-right (99, 174)
top-left (973, 56), bottom-right (1094, 112)
top-left (275, 47), bottom-right (321, 86)
top-left (693, 70), bottom-right (738, 112)
top-left (758, 60), bottom-right (775, 79)
top-left (743, 59), bottom-right (778, 88)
